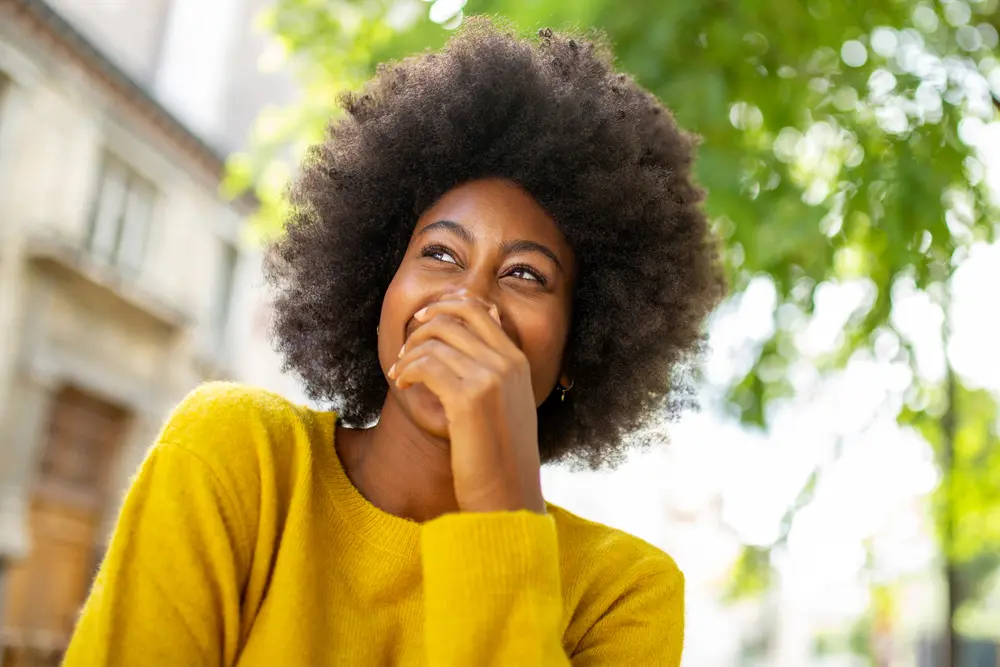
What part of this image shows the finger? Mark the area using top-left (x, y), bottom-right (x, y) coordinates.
top-left (392, 349), bottom-right (470, 403)
top-left (439, 293), bottom-right (502, 325)
top-left (414, 298), bottom-right (514, 355)
top-left (391, 339), bottom-right (485, 387)
top-left (400, 314), bottom-right (507, 371)
top-left (417, 295), bottom-right (500, 327)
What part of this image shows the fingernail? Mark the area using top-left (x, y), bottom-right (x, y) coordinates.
top-left (388, 363), bottom-right (396, 378)
top-left (489, 304), bottom-right (500, 323)
top-left (397, 345), bottom-right (405, 358)
top-left (414, 307), bottom-right (428, 321)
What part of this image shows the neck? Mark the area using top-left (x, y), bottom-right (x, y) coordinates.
top-left (337, 394), bottom-right (459, 523)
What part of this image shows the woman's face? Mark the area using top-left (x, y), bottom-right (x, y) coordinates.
top-left (379, 178), bottom-right (575, 439)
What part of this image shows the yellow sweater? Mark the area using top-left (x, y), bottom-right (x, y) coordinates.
top-left (65, 383), bottom-right (684, 666)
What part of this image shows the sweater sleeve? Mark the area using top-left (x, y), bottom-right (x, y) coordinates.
top-left (421, 511), bottom-right (684, 666)
top-left (62, 440), bottom-right (250, 667)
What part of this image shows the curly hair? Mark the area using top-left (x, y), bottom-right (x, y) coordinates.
top-left (266, 17), bottom-right (726, 469)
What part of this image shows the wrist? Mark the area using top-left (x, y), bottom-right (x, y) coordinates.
top-left (457, 487), bottom-right (546, 514)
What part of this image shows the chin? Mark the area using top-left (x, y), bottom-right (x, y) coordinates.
top-left (401, 384), bottom-right (451, 440)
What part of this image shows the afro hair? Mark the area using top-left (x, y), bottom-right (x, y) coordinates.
top-left (266, 18), bottom-right (726, 469)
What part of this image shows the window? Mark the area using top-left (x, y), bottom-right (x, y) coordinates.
top-left (0, 71), bottom-right (9, 115)
top-left (86, 153), bottom-right (157, 273)
top-left (0, 72), bottom-right (11, 161)
top-left (0, 70), bottom-right (8, 112)
top-left (211, 239), bottom-right (239, 354)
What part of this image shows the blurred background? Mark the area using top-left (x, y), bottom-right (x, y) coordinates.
top-left (0, 0), bottom-right (997, 665)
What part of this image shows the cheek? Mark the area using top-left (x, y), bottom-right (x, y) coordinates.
top-left (379, 265), bottom-right (442, 363)
top-left (381, 268), bottom-right (422, 327)
top-left (517, 308), bottom-right (571, 377)
top-left (379, 272), bottom-right (415, 357)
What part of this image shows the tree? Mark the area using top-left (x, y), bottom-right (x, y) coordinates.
top-left (225, 1), bottom-right (1000, 664)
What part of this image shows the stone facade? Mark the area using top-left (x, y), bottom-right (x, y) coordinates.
top-left (0, 1), bottom-right (310, 659)
top-left (0, 0), bottom-right (305, 641)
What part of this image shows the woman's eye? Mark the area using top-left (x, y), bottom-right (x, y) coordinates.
top-left (434, 250), bottom-right (458, 264)
top-left (508, 266), bottom-right (546, 284)
top-left (422, 246), bottom-right (458, 264)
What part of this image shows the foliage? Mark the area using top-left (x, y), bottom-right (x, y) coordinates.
top-left (725, 545), bottom-right (774, 602)
top-left (902, 387), bottom-right (1000, 563)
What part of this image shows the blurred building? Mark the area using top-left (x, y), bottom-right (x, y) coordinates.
top-left (0, 0), bottom-right (302, 662)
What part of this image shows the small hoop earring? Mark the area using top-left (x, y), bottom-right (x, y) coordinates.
top-left (558, 380), bottom-right (574, 402)
top-left (376, 325), bottom-right (380, 335)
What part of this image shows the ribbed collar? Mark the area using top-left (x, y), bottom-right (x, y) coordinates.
top-left (313, 412), bottom-right (422, 560)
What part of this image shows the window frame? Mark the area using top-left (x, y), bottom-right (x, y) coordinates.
top-left (85, 151), bottom-right (158, 275)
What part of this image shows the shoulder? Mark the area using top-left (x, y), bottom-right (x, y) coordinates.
top-left (548, 502), bottom-right (683, 611)
top-left (159, 382), bottom-right (327, 453)
top-left (549, 503), bottom-right (681, 581)
top-left (156, 382), bottom-right (332, 497)
top-left (548, 504), bottom-right (685, 662)
top-left (160, 382), bottom-right (311, 437)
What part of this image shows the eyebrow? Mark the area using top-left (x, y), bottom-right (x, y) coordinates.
top-left (416, 219), bottom-right (565, 273)
top-left (418, 219), bottom-right (475, 244)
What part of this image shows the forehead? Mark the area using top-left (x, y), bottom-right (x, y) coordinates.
top-left (415, 178), bottom-right (565, 246)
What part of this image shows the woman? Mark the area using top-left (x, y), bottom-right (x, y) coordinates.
top-left (65, 18), bottom-right (724, 666)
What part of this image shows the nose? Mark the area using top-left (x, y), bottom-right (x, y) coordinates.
top-left (428, 259), bottom-right (505, 325)
top-left (433, 285), bottom-right (511, 344)
top-left (439, 280), bottom-right (501, 323)
top-left (442, 260), bottom-right (496, 306)
top-left (440, 287), bottom-right (496, 314)
top-left (460, 263), bottom-right (494, 301)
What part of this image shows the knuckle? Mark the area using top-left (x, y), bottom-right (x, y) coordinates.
top-left (499, 352), bottom-right (527, 375)
top-left (470, 372), bottom-right (501, 396)
top-left (514, 354), bottom-right (531, 373)
top-left (407, 355), bottom-right (431, 372)
top-left (412, 339), bottom-right (441, 356)
top-left (423, 314), bottom-right (457, 333)
top-left (465, 384), bottom-right (488, 403)
top-left (419, 339), bottom-right (441, 353)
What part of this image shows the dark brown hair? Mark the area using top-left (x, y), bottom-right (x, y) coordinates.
top-left (267, 18), bottom-right (726, 468)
